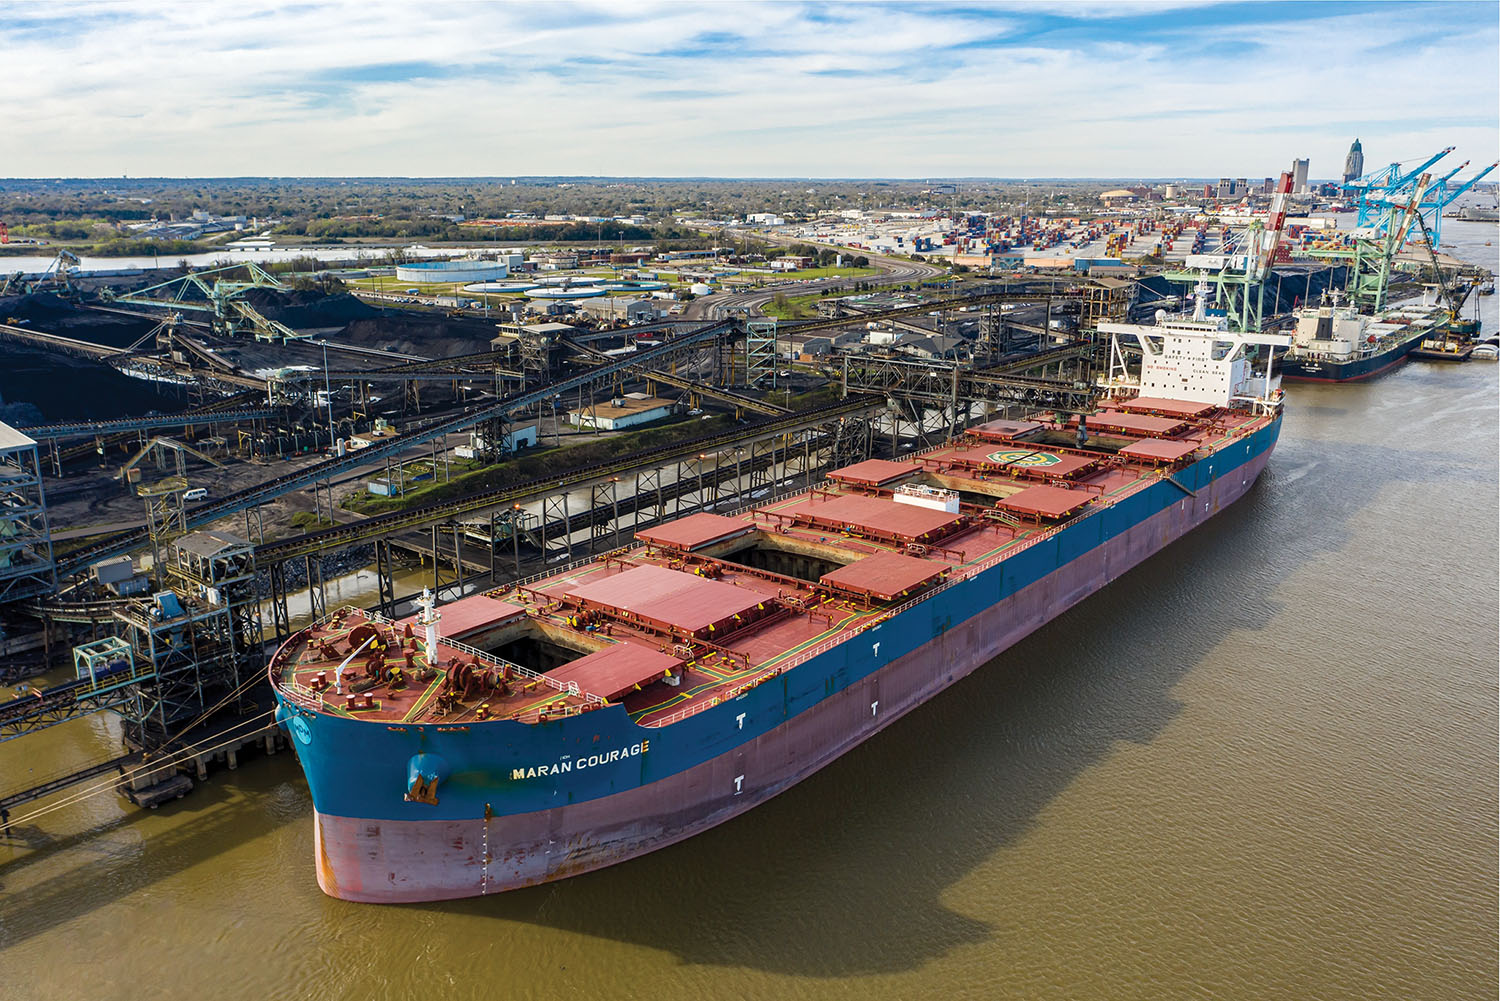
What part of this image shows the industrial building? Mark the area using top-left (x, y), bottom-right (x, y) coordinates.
top-left (454, 423), bottom-right (538, 459)
top-left (569, 394), bottom-right (678, 431)
top-left (577, 297), bottom-right (667, 323)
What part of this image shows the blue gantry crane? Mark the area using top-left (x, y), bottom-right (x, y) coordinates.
top-left (1346, 147), bottom-right (1498, 245)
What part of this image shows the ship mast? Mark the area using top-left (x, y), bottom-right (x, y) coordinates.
top-left (417, 588), bottom-right (443, 666)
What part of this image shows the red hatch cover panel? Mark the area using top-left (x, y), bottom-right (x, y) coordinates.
top-left (827, 458), bottom-right (917, 487)
top-left (782, 492), bottom-right (962, 542)
top-left (1118, 396), bottom-right (1215, 418)
top-left (1077, 411), bottom-right (1185, 437)
top-left (1119, 438), bottom-right (1201, 462)
top-left (548, 644), bottom-right (683, 702)
top-left (635, 512), bottom-right (755, 551)
top-left (820, 551), bottom-right (946, 602)
top-left (995, 484), bottom-right (1093, 519)
top-left (982, 449), bottom-right (1098, 478)
top-left (565, 564), bottom-right (763, 635)
top-left (395, 593), bottom-right (525, 639)
top-left (966, 418), bottom-right (1046, 442)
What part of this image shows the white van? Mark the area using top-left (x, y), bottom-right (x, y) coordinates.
top-left (183, 488), bottom-right (209, 502)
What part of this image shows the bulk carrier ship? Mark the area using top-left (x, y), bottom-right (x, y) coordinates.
top-left (1279, 288), bottom-right (1449, 382)
top-left (271, 317), bottom-right (1292, 903)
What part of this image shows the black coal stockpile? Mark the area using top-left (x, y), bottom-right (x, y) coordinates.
top-left (0, 292), bottom-right (159, 348)
top-left (240, 288), bottom-right (382, 329)
top-left (0, 348), bottom-right (187, 424)
top-left (336, 315), bottom-right (499, 357)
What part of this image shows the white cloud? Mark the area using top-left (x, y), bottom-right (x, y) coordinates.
top-left (0, 1), bottom-right (1494, 178)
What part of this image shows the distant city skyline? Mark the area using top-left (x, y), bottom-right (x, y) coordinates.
top-left (3, 1), bottom-right (1496, 181)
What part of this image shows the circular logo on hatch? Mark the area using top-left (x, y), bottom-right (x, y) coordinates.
top-left (987, 449), bottom-right (1062, 468)
top-left (290, 715), bottom-right (312, 746)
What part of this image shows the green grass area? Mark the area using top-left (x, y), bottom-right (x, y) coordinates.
top-left (760, 291), bottom-right (829, 321)
top-left (756, 265), bottom-right (878, 281)
top-left (288, 511), bottom-right (334, 532)
top-left (345, 276), bottom-right (495, 296)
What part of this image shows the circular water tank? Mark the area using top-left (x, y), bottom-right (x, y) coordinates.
top-left (395, 259), bottom-right (509, 283)
top-left (533, 275), bottom-right (601, 287)
top-left (689, 283), bottom-right (713, 296)
top-left (525, 286), bottom-right (607, 299)
top-left (596, 280), bottom-right (669, 292)
top-left (463, 281), bottom-right (537, 293)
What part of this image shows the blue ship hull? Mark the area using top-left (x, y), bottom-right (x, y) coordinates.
top-left (1280, 329), bottom-right (1425, 382)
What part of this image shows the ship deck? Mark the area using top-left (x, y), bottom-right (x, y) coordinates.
top-left (270, 397), bottom-right (1275, 730)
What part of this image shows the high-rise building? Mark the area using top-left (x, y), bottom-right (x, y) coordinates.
top-left (1291, 158), bottom-right (1310, 194)
top-left (1343, 138), bottom-right (1364, 184)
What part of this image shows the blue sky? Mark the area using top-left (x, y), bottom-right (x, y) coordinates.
top-left (2, 1), bottom-right (1496, 180)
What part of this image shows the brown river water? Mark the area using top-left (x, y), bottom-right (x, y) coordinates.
top-left (1, 224), bottom-right (1496, 1000)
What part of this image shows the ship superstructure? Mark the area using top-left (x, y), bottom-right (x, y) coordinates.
top-left (272, 320), bottom-right (1291, 903)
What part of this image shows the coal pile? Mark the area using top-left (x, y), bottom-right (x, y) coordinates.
top-left (0, 292), bottom-right (158, 348)
top-left (0, 348), bottom-right (187, 424)
top-left (337, 315), bottom-right (499, 357)
top-left (241, 288), bottom-right (381, 329)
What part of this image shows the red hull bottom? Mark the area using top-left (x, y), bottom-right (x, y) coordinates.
top-left (314, 450), bottom-right (1272, 902)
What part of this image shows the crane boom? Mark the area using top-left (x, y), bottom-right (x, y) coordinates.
top-left (1256, 171), bottom-right (1295, 276)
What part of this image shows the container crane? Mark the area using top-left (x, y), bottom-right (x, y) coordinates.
top-left (1346, 147), bottom-right (1498, 245)
top-left (1161, 171), bottom-right (1293, 333)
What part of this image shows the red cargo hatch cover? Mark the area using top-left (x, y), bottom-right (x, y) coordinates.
top-left (1118, 396), bottom-right (1214, 418)
top-left (565, 564), bottom-right (764, 636)
top-left (966, 418), bottom-right (1046, 442)
top-left (549, 644), bottom-right (683, 702)
top-left (828, 458), bottom-right (917, 487)
top-left (781, 492), bottom-right (962, 543)
top-left (636, 512), bottom-right (755, 552)
top-left (820, 551), bottom-right (946, 602)
top-left (981, 449), bottom-right (1099, 478)
top-left (1119, 438), bottom-right (1200, 463)
top-left (394, 593), bottom-right (525, 639)
top-left (995, 484), bottom-right (1093, 520)
top-left (1077, 411), bottom-right (1186, 438)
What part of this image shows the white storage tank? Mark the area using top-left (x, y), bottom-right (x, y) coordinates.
top-left (395, 259), bottom-right (509, 283)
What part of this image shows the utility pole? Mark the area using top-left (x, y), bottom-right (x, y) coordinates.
top-left (322, 341), bottom-right (336, 449)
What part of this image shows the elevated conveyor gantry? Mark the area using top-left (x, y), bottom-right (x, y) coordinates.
top-left (54, 319), bottom-right (740, 574)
